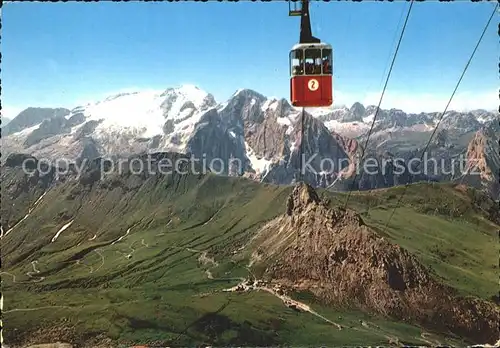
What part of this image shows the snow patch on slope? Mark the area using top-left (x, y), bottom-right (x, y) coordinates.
top-left (86, 90), bottom-right (165, 138)
top-left (261, 98), bottom-right (279, 113)
top-left (217, 101), bottom-right (229, 112)
top-left (362, 114), bottom-right (375, 124)
top-left (245, 142), bottom-right (272, 175)
top-left (52, 220), bottom-right (74, 242)
top-left (10, 123), bottom-right (42, 138)
top-left (324, 120), bottom-right (371, 138)
top-left (303, 106), bottom-right (338, 118)
top-left (277, 116), bottom-right (291, 127)
top-left (81, 85), bottom-right (215, 140)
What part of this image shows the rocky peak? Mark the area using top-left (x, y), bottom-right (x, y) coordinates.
top-left (379, 108), bottom-right (407, 128)
top-left (466, 131), bottom-right (490, 164)
top-left (272, 98), bottom-right (294, 117)
top-left (219, 89), bottom-right (266, 126)
top-left (349, 102), bottom-right (366, 121)
top-left (441, 111), bottom-right (482, 132)
top-left (332, 133), bottom-right (361, 157)
top-left (232, 88), bottom-right (267, 103)
top-left (470, 129), bottom-right (489, 147)
top-left (249, 184), bottom-right (499, 344)
top-left (3, 107), bottom-right (71, 136)
top-left (160, 85), bottom-right (216, 121)
top-left (24, 114), bottom-right (72, 147)
top-left (364, 105), bottom-right (378, 115)
top-left (285, 183), bottom-right (364, 228)
top-left (286, 183), bottom-right (320, 215)
top-left (200, 93), bottom-right (217, 110)
top-left (338, 102), bottom-right (365, 122)
top-left (464, 129), bottom-right (499, 188)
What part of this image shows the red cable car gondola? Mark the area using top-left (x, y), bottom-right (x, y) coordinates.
top-left (289, 0), bottom-right (333, 108)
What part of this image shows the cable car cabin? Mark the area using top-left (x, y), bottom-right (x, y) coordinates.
top-left (289, 43), bottom-right (333, 107)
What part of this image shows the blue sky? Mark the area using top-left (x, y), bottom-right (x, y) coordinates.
top-left (2, 1), bottom-right (498, 118)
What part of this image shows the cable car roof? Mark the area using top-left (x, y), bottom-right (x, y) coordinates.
top-left (291, 42), bottom-right (332, 51)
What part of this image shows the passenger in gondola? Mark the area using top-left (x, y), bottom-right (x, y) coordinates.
top-left (314, 58), bottom-right (322, 74)
top-left (294, 63), bottom-right (303, 75)
top-left (305, 62), bottom-right (314, 74)
top-left (323, 59), bottom-right (330, 74)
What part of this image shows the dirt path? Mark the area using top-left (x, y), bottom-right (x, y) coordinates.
top-left (115, 237), bottom-right (150, 260)
top-left (1, 272), bottom-right (42, 284)
top-left (0, 261), bottom-right (45, 284)
top-left (222, 279), bottom-right (343, 330)
top-left (218, 278), bottom-right (436, 345)
top-left (26, 260), bottom-right (44, 280)
top-left (90, 249), bottom-right (105, 273)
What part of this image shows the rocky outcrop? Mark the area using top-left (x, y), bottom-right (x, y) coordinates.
top-left (250, 183), bottom-right (500, 344)
top-left (440, 111), bottom-right (483, 133)
top-left (344, 102), bottom-right (365, 122)
top-left (332, 133), bottom-right (361, 179)
top-left (186, 109), bottom-right (249, 175)
top-left (3, 107), bottom-right (71, 136)
top-left (24, 115), bottom-right (73, 147)
top-left (184, 90), bottom-right (351, 185)
top-left (459, 127), bottom-right (500, 199)
top-left (244, 100), bottom-right (289, 161)
top-left (75, 138), bottom-right (102, 168)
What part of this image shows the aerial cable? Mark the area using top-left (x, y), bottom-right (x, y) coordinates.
top-left (381, 2), bottom-right (498, 233)
top-left (362, 2), bottom-right (411, 215)
top-left (342, 0), bottom-right (415, 210)
top-left (300, 106), bottom-right (306, 183)
top-left (370, 2), bottom-right (408, 95)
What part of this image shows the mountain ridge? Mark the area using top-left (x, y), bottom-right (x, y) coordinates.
top-left (3, 85), bottom-right (498, 197)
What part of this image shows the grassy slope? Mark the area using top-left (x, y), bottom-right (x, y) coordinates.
top-left (2, 172), bottom-right (496, 346)
top-left (331, 183), bottom-right (498, 300)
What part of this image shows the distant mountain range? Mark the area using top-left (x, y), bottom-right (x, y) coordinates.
top-left (2, 116), bottom-right (12, 127)
top-left (3, 85), bottom-right (499, 199)
top-left (2, 85), bottom-right (499, 347)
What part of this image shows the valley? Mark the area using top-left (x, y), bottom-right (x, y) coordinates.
top-left (1, 153), bottom-right (499, 347)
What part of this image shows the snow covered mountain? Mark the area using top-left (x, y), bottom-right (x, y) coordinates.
top-left (3, 84), bottom-right (498, 193)
top-left (3, 86), bottom-right (215, 162)
top-left (1, 116), bottom-right (12, 127)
